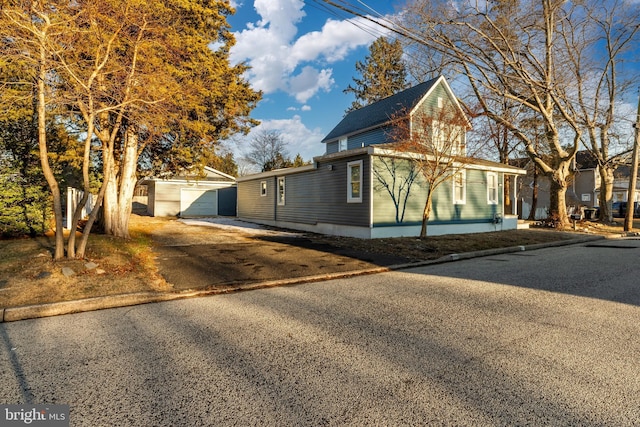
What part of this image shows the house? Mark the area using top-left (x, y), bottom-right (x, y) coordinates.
top-left (237, 76), bottom-right (526, 238)
top-left (144, 166), bottom-right (237, 217)
top-left (515, 150), bottom-right (640, 220)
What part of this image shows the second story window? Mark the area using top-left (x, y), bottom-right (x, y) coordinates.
top-left (339, 137), bottom-right (347, 152)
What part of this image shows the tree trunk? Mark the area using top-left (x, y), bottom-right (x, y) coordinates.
top-left (36, 37), bottom-right (65, 259)
top-left (103, 130), bottom-right (138, 238)
top-left (549, 175), bottom-right (570, 228)
top-left (527, 166), bottom-right (538, 221)
top-left (598, 166), bottom-right (615, 223)
top-left (420, 191), bottom-right (433, 238)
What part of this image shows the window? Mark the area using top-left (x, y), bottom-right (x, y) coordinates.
top-left (487, 172), bottom-right (498, 204)
top-left (432, 120), bottom-right (446, 153)
top-left (433, 121), bottom-right (465, 155)
top-left (437, 96), bottom-right (444, 108)
top-left (277, 177), bottom-right (285, 205)
top-left (453, 170), bottom-right (466, 205)
top-left (339, 137), bottom-right (348, 152)
top-left (347, 160), bottom-right (363, 203)
top-left (260, 180), bottom-right (267, 197)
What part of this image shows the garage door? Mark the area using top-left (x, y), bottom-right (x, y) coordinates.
top-left (180, 188), bottom-right (218, 217)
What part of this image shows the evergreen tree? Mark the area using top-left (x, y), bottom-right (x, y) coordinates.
top-left (344, 37), bottom-right (408, 113)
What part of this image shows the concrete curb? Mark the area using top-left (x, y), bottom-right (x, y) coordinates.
top-left (0, 235), bottom-right (607, 323)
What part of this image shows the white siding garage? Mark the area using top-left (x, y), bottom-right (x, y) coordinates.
top-left (143, 167), bottom-right (237, 217)
top-left (180, 188), bottom-right (218, 217)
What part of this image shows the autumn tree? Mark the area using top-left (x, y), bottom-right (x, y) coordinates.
top-left (85, 0), bottom-right (260, 240)
top-left (291, 153), bottom-right (311, 168)
top-left (207, 149), bottom-right (239, 177)
top-left (0, 1), bottom-right (72, 258)
top-left (1, 0), bottom-right (260, 258)
top-left (344, 36), bottom-right (409, 113)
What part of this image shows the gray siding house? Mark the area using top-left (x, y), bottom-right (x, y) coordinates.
top-left (516, 151), bottom-right (640, 220)
top-left (237, 76), bottom-right (526, 238)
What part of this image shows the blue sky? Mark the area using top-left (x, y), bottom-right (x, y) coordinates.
top-left (225, 0), bottom-right (640, 170)
top-left (226, 0), bottom-right (398, 168)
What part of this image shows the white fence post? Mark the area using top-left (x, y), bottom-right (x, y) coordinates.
top-left (66, 187), bottom-right (95, 230)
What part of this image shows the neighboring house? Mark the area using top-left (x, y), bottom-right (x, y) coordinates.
top-left (516, 150), bottom-right (640, 219)
top-left (143, 166), bottom-right (237, 217)
top-left (237, 76), bottom-right (526, 238)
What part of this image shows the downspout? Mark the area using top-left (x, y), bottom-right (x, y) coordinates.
top-left (513, 175), bottom-right (518, 217)
top-left (369, 155), bottom-right (374, 237)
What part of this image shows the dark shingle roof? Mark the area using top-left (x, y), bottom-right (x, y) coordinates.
top-left (321, 77), bottom-right (441, 143)
top-left (574, 150), bottom-right (598, 170)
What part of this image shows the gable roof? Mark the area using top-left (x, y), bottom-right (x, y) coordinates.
top-left (322, 76), bottom-right (442, 143)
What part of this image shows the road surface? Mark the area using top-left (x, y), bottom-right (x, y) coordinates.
top-left (1, 239), bottom-right (639, 425)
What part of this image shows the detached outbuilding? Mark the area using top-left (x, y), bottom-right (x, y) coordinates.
top-left (144, 166), bottom-right (237, 217)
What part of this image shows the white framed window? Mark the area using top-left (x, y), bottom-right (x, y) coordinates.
top-left (453, 170), bottom-right (466, 205)
top-left (339, 137), bottom-right (348, 152)
top-left (260, 180), bottom-right (267, 197)
top-left (487, 172), bottom-right (498, 205)
top-left (433, 120), bottom-right (465, 155)
top-left (277, 177), bottom-right (285, 206)
top-left (432, 120), bottom-right (446, 152)
top-left (347, 160), bottom-right (363, 203)
top-left (437, 96), bottom-right (444, 108)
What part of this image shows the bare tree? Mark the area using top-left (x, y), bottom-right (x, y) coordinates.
top-left (397, 0), bottom-right (588, 227)
top-left (558, 1), bottom-right (640, 222)
top-left (244, 130), bottom-right (291, 172)
top-left (390, 104), bottom-right (472, 238)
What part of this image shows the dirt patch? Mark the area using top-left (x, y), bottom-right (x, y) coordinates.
top-left (0, 213), bottom-right (631, 309)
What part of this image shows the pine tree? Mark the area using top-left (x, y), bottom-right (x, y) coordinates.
top-left (344, 37), bottom-right (408, 113)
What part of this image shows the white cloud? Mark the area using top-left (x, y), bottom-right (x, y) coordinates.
top-left (288, 67), bottom-right (334, 103)
top-left (290, 17), bottom-right (381, 63)
top-left (230, 0), bottom-right (387, 103)
top-left (301, 105), bottom-right (311, 111)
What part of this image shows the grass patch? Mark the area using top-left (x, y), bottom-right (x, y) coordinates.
top-left (0, 217), bottom-right (172, 308)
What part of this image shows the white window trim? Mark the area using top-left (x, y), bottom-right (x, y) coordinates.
top-left (260, 180), bottom-right (267, 197)
top-left (347, 160), bottom-right (363, 203)
top-left (277, 177), bottom-right (285, 206)
top-left (339, 137), bottom-right (348, 152)
top-left (487, 172), bottom-right (498, 205)
top-left (453, 170), bottom-right (466, 205)
top-left (432, 120), bottom-right (445, 153)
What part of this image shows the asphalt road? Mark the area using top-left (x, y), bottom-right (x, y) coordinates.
top-left (1, 239), bottom-right (639, 426)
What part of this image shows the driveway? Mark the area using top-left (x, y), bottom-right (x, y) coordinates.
top-left (151, 218), bottom-right (412, 291)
